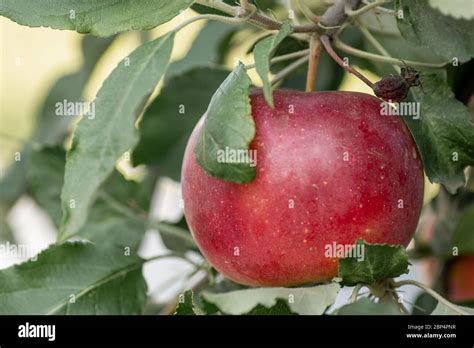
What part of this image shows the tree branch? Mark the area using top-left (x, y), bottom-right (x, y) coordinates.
top-left (245, 48), bottom-right (310, 70)
top-left (333, 35), bottom-right (448, 68)
top-left (306, 34), bottom-right (324, 92)
top-left (320, 34), bottom-right (375, 88)
top-left (194, 0), bottom-right (361, 34)
top-left (393, 279), bottom-right (471, 315)
top-left (98, 190), bottom-right (196, 246)
top-left (271, 55), bottom-right (310, 85)
top-left (347, 0), bottom-right (392, 17)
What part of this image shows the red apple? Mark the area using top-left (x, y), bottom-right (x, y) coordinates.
top-left (181, 90), bottom-right (424, 286)
top-left (447, 255), bottom-right (474, 303)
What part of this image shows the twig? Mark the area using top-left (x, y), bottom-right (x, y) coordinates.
top-left (356, 20), bottom-right (398, 72)
top-left (98, 190), bottom-right (196, 246)
top-left (297, 0), bottom-right (321, 23)
top-left (320, 34), bottom-right (374, 88)
top-left (351, 284), bottom-right (363, 303)
top-left (362, 0), bottom-right (395, 14)
top-left (194, 0), bottom-right (323, 33)
top-left (391, 292), bottom-right (410, 314)
top-left (239, 0), bottom-right (254, 12)
top-left (146, 254), bottom-right (207, 275)
top-left (319, 0), bottom-right (362, 36)
top-left (333, 36), bottom-right (448, 68)
top-left (306, 34), bottom-right (324, 92)
top-left (163, 273), bottom-right (210, 315)
top-left (393, 279), bottom-right (471, 315)
top-left (286, 0), bottom-right (301, 26)
top-left (390, 292), bottom-right (426, 313)
top-left (145, 253), bottom-right (187, 263)
top-left (271, 55), bottom-right (310, 85)
top-left (173, 9), bottom-right (257, 32)
top-left (347, 0), bottom-right (392, 17)
top-left (152, 222), bottom-right (197, 246)
top-left (245, 48), bottom-right (310, 70)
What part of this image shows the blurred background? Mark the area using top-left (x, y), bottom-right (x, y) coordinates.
top-left (1, 3), bottom-right (471, 314)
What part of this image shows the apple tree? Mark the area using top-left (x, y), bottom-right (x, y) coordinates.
top-left (0, 0), bottom-right (473, 315)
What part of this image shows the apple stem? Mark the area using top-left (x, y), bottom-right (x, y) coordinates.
top-left (393, 279), bottom-right (471, 315)
top-left (320, 34), bottom-right (375, 88)
top-left (305, 34), bottom-right (324, 92)
top-left (390, 291), bottom-right (410, 314)
top-left (350, 283), bottom-right (364, 303)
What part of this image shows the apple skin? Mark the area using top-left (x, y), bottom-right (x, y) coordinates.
top-left (448, 256), bottom-right (474, 303)
top-left (182, 90), bottom-right (424, 287)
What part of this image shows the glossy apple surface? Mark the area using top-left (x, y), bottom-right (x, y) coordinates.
top-left (182, 90), bottom-right (424, 286)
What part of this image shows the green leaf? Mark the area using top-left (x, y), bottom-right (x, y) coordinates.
top-left (174, 290), bottom-right (198, 315)
top-left (0, 204), bottom-right (15, 243)
top-left (431, 301), bottom-right (474, 315)
top-left (428, 0), bottom-right (474, 20)
top-left (358, 12), bottom-right (448, 77)
top-left (0, 0), bottom-right (192, 37)
top-left (338, 240), bottom-right (409, 286)
top-left (0, 36), bottom-right (115, 212)
top-left (403, 74), bottom-right (474, 193)
top-left (191, 0), bottom-right (279, 16)
top-left (202, 297), bottom-right (295, 315)
top-left (0, 242), bottom-right (147, 314)
top-left (165, 21), bottom-right (237, 80)
top-left (254, 21), bottom-right (292, 107)
top-left (194, 63), bottom-right (256, 183)
top-left (157, 217), bottom-right (196, 253)
top-left (191, 0), bottom-right (234, 15)
top-left (27, 147), bottom-right (147, 251)
top-left (78, 171), bottom-right (148, 252)
top-left (60, 33), bottom-right (175, 241)
top-left (201, 283), bottom-right (340, 315)
top-left (27, 147), bottom-right (65, 227)
top-left (412, 292), bottom-right (437, 315)
top-left (335, 298), bottom-right (401, 315)
top-left (452, 204), bottom-right (474, 255)
top-left (244, 299), bottom-right (296, 315)
top-left (0, 147), bottom-right (30, 206)
top-left (396, 0), bottom-right (474, 62)
top-left (78, 198), bottom-right (146, 252)
top-left (133, 67), bottom-right (231, 180)
top-left (34, 36), bottom-right (116, 146)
